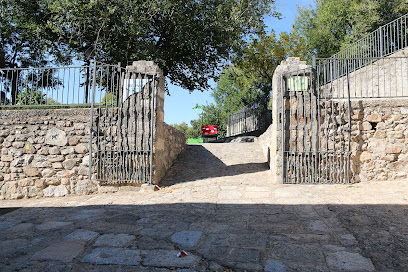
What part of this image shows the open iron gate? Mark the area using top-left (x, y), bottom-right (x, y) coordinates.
top-left (281, 60), bottom-right (352, 184)
top-left (89, 63), bottom-right (157, 184)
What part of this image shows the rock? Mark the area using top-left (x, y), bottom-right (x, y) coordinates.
top-left (385, 144), bottom-right (403, 154)
top-left (1, 155), bottom-right (13, 162)
top-left (68, 136), bottom-right (80, 146)
top-left (0, 130), bottom-right (10, 137)
top-left (31, 160), bottom-right (51, 168)
top-left (81, 248), bottom-right (141, 266)
top-left (81, 156), bottom-right (89, 166)
top-left (18, 178), bottom-right (34, 187)
top-left (64, 229), bottom-right (99, 241)
top-left (77, 167), bottom-right (89, 176)
top-left (382, 154), bottom-right (398, 162)
top-left (9, 148), bottom-right (23, 157)
top-left (12, 142), bottom-right (25, 148)
top-left (75, 180), bottom-right (97, 195)
top-left (94, 234), bottom-right (135, 247)
top-left (23, 143), bottom-right (36, 154)
top-left (37, 147), bottom-right (49, 155)
top-left (63, 159), bottom-right (78, 170)
top-left (42, 169), bottom-right (56, 178)
top-left (374, 130), bottom-right (386, 138)
top-left (15, 135), bottom-right (27, 142)
top-left (0, 174), bottom-right (3, 181)
top-left (326, 251), bottom-right (374, 271)
top-left (141, 249), bottom-right (200, 268)
top-left (35, 179), bottom-right (46, 189)
top-left (10, 158), bottom-right (24, 167)
top-left (171, 230), bottom-right (203, 247)
top-left (361, 122), bottom-right (372, 131)
top-left (45, 178), bottom-right (61, 186)
top-left (49, 155), bottom-right (65, 162)
top-left (74, 123), bottom-right (86, 130)
top-left (360, 152), bottom-right (372, 162)
top-left (44, 185), bottom-right (69, 197)
top-left (264, 260), bottom-right (286, 272)
top-left (49, 146), bottom-right (60, 155)
top-left (387, 131), bottom-right (404, 139)
top-left (45, 128), bottom-right (68, 146)
top-left (23, 154), bottom-right (34, 165)
top-left (23, 167), bottom-right (41, 177)
top-left (75, 144), bottom-right (88, 154)
top-left (61, 147), bottom-right (75, 155)
top-left (52, 162), bottom-right (64, 169)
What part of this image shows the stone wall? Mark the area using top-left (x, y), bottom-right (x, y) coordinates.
top-left (153, 121), bottom-right (185, 184)
top-left (0, 109), bottom-right (97, 199)
top-left (0, 61), bottom-right (185, 199)
top-left (349, 99), bottom-right (408, 182)
top-left (264, 56), bottom-right (408, 184)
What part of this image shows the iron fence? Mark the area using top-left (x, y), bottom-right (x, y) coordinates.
top-left (227, 103), bottom-right (271, 137)
top-left (332, 13), bottom-right (408, 60)
top-left (316, 56), bottom-right (408, 98)
top-left (0, 62), bottom-right (120, 108)
top-left (90, 69), bottom-right (157, 184)
top-left (281, 66), bottom-right (351, 184)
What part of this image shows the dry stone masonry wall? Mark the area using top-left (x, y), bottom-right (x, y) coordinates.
top-left (0, 109), bottom-right (97, 199)
top-left (349, 99), bottom-right (408, 182)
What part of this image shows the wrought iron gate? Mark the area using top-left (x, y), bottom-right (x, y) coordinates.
top-left (89, 63), bottom-right (157, 184)
top-left (281, 60), bottom-right (352, 184)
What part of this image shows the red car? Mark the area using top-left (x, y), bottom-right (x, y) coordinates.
top-left (201, 125), bottom-right (218, 136)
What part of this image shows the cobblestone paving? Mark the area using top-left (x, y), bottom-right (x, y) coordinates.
top-left (1, 143), bottom-right (408, 271)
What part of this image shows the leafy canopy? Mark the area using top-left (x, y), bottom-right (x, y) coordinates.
top-left (46, 0), bottom-right (279, 91)
top-left (295, 0), bottom-right (408, 58)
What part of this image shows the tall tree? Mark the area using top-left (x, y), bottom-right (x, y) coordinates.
top-left (47, 0), bottom-right (280, 92)
top-left (295, 0), bottom-right (408, 58)
top-left (0, 0), bottom-right (71, 103)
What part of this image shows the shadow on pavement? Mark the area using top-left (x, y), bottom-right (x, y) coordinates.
top-left (160, 145), bottom-right (269, 186)
top-left (0, 203), bottom-right (407, 271)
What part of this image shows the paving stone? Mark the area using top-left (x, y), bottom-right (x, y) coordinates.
top-left (31, 241), bottom-right (85, 262)
top-left (36, 221), bottom-right (73, 231)
top-left (64, 229), bottom-right (99, 241)
top-left (264, 259), bottom-right (286, 272)
top-left (141, 249), bottom-right (200, 268)
top-left (307, 220), bottom-right (330, 232)
top-left (339, 234), bottom-right (358, 246)
top-left (268, 243), bottom-right (324, 266)
top-left (171, 230), bottom-right (203, 247)
top-left (326, 251), bottom-right (375, 271)
top-left (0, 221), bottom-right (17, 230)
top-left (73, 213), bottom-right (97, 220)
top-left (93, 233), bottom-right (135, 247)
top-left (81, 248), bottom-right (141, 265)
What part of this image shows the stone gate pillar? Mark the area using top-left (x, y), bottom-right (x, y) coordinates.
top-left (270, 57), bottom-right (310, 184)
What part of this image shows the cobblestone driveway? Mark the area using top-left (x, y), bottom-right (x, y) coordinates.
top-left (1, 143), bottom-right (408, 271)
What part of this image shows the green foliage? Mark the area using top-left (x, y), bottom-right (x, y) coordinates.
top-left (295, 0), bottom-right (408, 58)
top-left (101, 93), bottom-right (117, 106)
top-left (171, 121), bottom-right (201, 139)
top-left (188, 29), bottom-right (308, 139)
top-left (16, 88), bottom-right (46, 105)
top-left (46, 0), bottom-right (279, 92)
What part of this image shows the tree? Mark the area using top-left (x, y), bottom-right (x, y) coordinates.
top-left (294, 0), bottom-right (408, 58)
top-left (189, 29), bottom-right (308, 138)
top-left (47, 0), bottom-right (280, 92)
top-left (0, 0), bottom-right (72, 104)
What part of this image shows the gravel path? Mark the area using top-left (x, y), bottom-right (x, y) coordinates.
top-left (0, 142), bottom-right (407, 271)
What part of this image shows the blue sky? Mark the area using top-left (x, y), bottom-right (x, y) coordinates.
top-left (164, 0), bottom-right (315, 125)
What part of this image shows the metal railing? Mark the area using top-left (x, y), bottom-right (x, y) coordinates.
top-left (0, 62), bottom-right (121, 108)
top-left (227, 103), bottom-right (271, 137)
top-left (332, 13), bottom-right (408, 59)
top-left (316, 57), bottom-right (408, 99)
